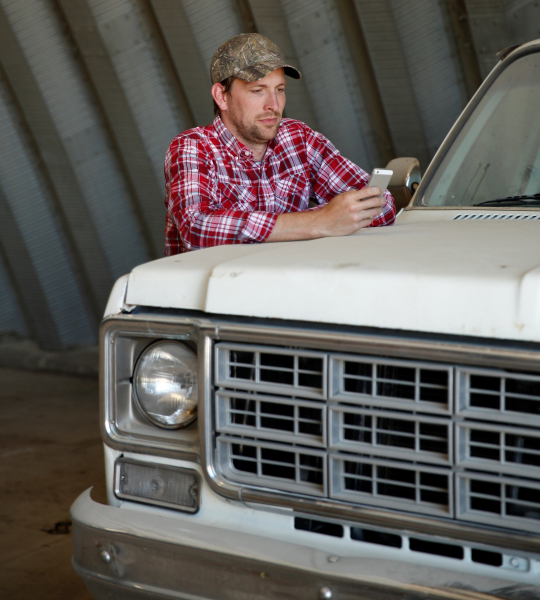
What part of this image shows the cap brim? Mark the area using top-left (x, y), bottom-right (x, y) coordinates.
top-left (234, 60), bottom-right (302, 82)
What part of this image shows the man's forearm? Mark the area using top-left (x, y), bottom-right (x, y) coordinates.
top-left (266, 210), bottom-right (321, 242)
top-left (266, 187), bottom-right (388, 243)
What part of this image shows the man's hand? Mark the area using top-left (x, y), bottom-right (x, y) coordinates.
top-left (267, 187), bottom-right (386, 243)
top-left (311, 187), bottom-right (386, 237)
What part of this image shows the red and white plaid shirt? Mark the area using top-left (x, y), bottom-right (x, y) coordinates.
top-left (164, 116), bottom-right (395, 255)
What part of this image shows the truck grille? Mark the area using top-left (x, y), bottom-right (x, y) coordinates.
top-left (212, 342), bottom-right (540, 533)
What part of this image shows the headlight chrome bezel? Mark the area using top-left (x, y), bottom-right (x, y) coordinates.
top-left (101, 316), bottom-right (205, 459)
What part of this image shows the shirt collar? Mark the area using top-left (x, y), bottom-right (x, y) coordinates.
top-left (213, 116), bottom-right (252, 159)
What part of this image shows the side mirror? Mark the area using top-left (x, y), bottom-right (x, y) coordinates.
top-left (385, 157), bottom-right (421, 212)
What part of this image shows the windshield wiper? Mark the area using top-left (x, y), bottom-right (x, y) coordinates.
top-left (475, 194), bottom-right (540, 207)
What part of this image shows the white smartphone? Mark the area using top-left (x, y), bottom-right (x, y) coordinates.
top-left (367, 168), bottom-right (393, 191)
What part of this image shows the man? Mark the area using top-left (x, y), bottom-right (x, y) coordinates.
top-left (164, 33), bottom-right (395, 256)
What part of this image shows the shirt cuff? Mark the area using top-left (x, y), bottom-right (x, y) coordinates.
top-left (238, 211), bottom-right (279, 243)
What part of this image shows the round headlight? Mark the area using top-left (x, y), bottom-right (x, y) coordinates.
top-left (133, 341), bottom-right (198, 429)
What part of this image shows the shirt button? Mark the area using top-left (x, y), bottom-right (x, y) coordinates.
top-left (244, 150), bottom-right (250, 156)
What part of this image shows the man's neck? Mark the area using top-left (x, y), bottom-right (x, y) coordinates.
top-left (246, 142), bottom-right (267, 162)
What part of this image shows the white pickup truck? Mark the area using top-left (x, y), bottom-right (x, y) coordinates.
top-left (72, 40), bottom-right (540, 600)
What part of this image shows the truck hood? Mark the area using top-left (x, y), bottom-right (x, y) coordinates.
top-left (125, 211), bottom-right (540, 343)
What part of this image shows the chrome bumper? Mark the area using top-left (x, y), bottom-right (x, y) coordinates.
top-left (72, 489), bottom-right (531, 600)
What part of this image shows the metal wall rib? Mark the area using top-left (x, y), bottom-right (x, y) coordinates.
top-left (0, 4), bottom-right (112, 320)
top-left (0, 235), bottom-right (28, 338)
top-left (466, 0), bottom-right (540, 78)
top-left (0, 71), bottom-right (95, 347)
top-left (1, 0), bottom-right (149, 278)
top-left (56, 0), bottom-right (166, 259)
top-left (0, 0), bottom-right (535, 350)
top-left (282, 0), bottom-right (372, 168)
top-left (83, 0), bottom-right (193, 183)
top-left (389, 0), bottom-right (466, 157)
top-left (148, 0), bottom-right (213, 126)
top-left (354, 0), bottom-right (430, 168)
top-left (182, 0), bottom-right (243, 68)
top-left (0, 185), bottom-right (55, 346)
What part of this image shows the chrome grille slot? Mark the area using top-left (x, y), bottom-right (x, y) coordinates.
top-left (457, 367), bottom-right (540, 426)
top-left (216, 390), bottom-right (325, 447)
top-left (215, 343), bottom-right (327, 400)
top-left (216, 436), bottom-right (326, 496)
top-left (330, 407), bottom-right (451, 464)
top-left (457, 473), bottom-right (540, 533)
top-left (211, 340), bottom-right (540, 533)
top-left (457, 422), bottom-right (540, 478)
top-left (330, 355), bottom-right (452, 414)
top-left (330, 455), bottom-right (452, 517)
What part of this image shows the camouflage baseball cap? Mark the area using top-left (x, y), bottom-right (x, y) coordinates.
top-left (210, 33), bottom-right (301, 84)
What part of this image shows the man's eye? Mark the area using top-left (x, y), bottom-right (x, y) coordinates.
top-left (251, 89), bottom-right (262, 94)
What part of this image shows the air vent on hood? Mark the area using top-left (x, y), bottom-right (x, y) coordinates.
top-left (453, 213), bottom-right (540, 220)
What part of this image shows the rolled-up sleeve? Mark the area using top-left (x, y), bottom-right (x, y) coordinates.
top-left (164, 137), bottom-right (277, 255)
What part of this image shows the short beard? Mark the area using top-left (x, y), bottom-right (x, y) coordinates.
top-left (228, 110), bottom-right (281, 146)
top-left (245, 119), bottom-right (281, 144)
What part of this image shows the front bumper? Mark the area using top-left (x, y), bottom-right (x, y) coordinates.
top-left (71, 488), bottom-right (539, 600)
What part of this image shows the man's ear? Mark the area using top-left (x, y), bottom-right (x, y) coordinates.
top-left (211, 82), bottom-right (228, 113)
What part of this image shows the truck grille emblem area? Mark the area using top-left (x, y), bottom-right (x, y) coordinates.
top-left (212, 342), bottom-right (540, 533)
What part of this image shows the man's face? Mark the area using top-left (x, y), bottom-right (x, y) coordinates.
top-left (222, 68), bottom-right (286, 147)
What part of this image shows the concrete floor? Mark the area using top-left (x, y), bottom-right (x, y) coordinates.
top-left (0, 367), bottom-right (105, 599)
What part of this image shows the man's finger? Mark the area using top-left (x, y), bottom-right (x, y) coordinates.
top-left (363, 186), bottom-right (382, 197)
top-left (355, 195), bottom-right (386, 210)
top-left (351, 206), bottom-right (384, 225)
top-left (344, 187), bottom-right (376, 200)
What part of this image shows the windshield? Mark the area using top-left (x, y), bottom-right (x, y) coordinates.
top-left (419, 52), bottom-right (540, 207)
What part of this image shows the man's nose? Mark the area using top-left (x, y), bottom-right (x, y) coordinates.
top-left (264, 91), bottom-right (279, 112)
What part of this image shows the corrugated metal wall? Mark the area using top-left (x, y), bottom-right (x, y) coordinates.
top-left (0, 0), bottom-right (538, 349)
